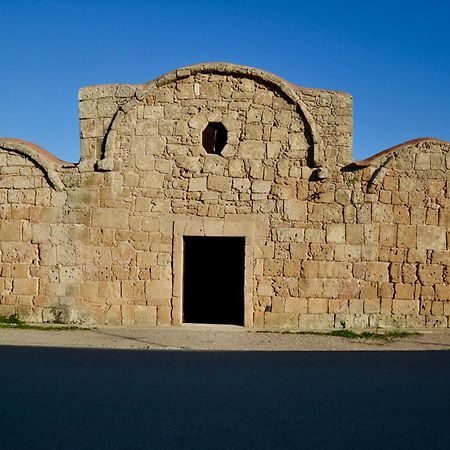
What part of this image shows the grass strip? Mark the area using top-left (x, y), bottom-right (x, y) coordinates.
top-left (0, 314), bottom-right (91, 331)
top-left (254, 329), bottom-right (419, 341)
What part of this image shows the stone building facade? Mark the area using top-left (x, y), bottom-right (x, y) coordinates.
top-left (0, 63), bottom-right (449, 329)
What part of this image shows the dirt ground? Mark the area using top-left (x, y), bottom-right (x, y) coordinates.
top-left (1, 324), bottom-right (450, 351)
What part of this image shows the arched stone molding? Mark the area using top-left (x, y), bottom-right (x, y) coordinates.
top-left (362, 138), bottom-right (449, 193)
top-left (0, 138), bottom-right (65, 190)
top-left (97, 62), bottom-right (322, 171)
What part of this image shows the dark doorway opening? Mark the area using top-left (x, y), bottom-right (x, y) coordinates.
top-left (183, 236), bottom-right (245, 325)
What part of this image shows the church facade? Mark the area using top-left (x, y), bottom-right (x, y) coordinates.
top-left (0, 63), bottom-right (448, 329)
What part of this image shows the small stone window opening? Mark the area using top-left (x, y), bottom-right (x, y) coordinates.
top-left (202, 122), bottom-right (227, 155)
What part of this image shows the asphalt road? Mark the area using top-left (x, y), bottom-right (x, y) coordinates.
top-left (0, 347), bottom-right (449, 449)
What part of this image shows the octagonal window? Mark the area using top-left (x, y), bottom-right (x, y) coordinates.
top-left (202, 122), bottom-right (228, 155)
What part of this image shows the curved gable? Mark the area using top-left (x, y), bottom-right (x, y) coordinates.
top-left (97, 63), bottom-right (321, 171)
top-left (0, 138), bottom-right (65, 191)
top-left (356, 138), bottom-right (450, 192)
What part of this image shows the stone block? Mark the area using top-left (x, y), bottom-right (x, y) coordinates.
top-left (264, 312), bottom-right (298, 329)
top-left (372, 204), bottom-right (393, 223)
top-left (284, 200), bottom-right (307, 221)
top-left (415, 153), bottom-right (430, 170)
top-left (326, 224), bottom-right (345, 243)
top-left (402, 264), bottom-right (417, 283)
top-left (80, 281), bottom-right (99, 300)
top-left (122, 281), bottom-right (145, 302)
top-left (67, 189), bottom-right (98, 208)
top-left (298, 313), bottom-right (334, 330)
top-left (207, 175), bottom-right (232, 193)
top-left (145, 136), bottom-right (165, 154)
top-left (431, 301), bottom-right (444, 316)
top-left (406, 249), bottom-right (427, 264)
top-left (285, 297), bottom-right (307, 313)
top-left (363, 298), bottom-right (381, 314)
top-left (232, 178), bottom-right (251, 193)
top-left (394, 283), bottom-right (415, 299)
top-left (137, 251), bottom-right (158, 267)
top-left (238, 141), bottom-right (265, 159)
top-left (321, 279), bottom-right (341, 298)
top-left (146, 279), bottom-right (172, 304)
top-left (435, 285), bottom-right (450, 301)
top-left (10, 264), bottom-right (29, 278)
top-left (264, 259), bottom-right (283, 277)
top-left (283, 260), bottom-right (301, 277)
top-left (425, 316), bottom-right (448, 328)
top-left (92, 208), bottom-right (129, 229)
top-left (298, 278), bottom-right (323, 297)
top-left (105, 305), bottom-right (122, 325)
top-left (443, 301), bottom-right (450, 316)
top-left (346, 224), bottom-right (364, 244)
top-left (142, 217), bottom-right (160, 233)
top-left (121, 305), bottom-right (135, 325)
top-left (392, 300), bottom-right (419, 315)
top-left (135, 306), bottom-right (157, 325)
top-left (328, 299), bottom-right (348, 314)
top-left (12, 278), bottom-right (38, 295)
top-left (318, 261), bottom-right (352, 279)
top-left (397, 225), bottom-right (416, 248)
top-left (157, 306), bottom-right (172, 325)
top-left (253, 311), bottom-right (264, 327)
top-left (290, 243), bottom-right (308, 260)
top-left (251, 180), bottom-right (271, 194)
top-left (0, 221), bottom-right (21, 241)
top-left (0, 305), bottom-right (16, 317)
top-left (257, 282), bottom-right (273, 297)
top-left (17, 306), bottom-right (42, 323)
top-left (304, 228), bottom-right (325, 243)
top-left (228, 159), bottom-right (245, 177)
top-left (276, 228), bottom-right (304, 242)
top-left (405, 315), bottom-right (426, 328)
top-left (309, 203), bottom-right (343, 223)
top-left (188, 177), bottom-right (207, 192)
top-left (308, 298), bottom-right (328, 313)
top-left (337, 313), bottom-right (369, 329)
top-left (31, 223), bottom-right (50, 244)
top-left (349, 299), bottom-right (364, 314)
top-left (112, 242), bottom-right (136, 266)
top-left (417, 226), bottom-right (446, 251)
top-left (378, 224), bottom-right (397, 247)
top-left (271, 297), bottom-right (285, 313)
top-left (418, 265), bottom-right (443, 285)
top-left (421, 286), bottom-right (435, 301)
top-left (334, 245), bottom-right (361, 262)
top-left (140, 172), bottom-right (164, 189)
top-left (364, 262), bottom-right (389, 282)
top-left (392, 205), bottom-right (410, 224)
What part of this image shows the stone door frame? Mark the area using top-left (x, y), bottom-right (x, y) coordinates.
top-left (172, 217), bottom-right (255, 327)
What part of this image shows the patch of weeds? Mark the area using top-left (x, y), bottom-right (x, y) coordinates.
top-left (346, 175), bottom-right (358, 187)
top-left (254, 328), bottom-right (419, 341)
top-left (0, 314), bottom-right (22, 325)
top-left (0, 314), bottom-right (92, 331)
top-left (326, 329), bottom-right (418, 340)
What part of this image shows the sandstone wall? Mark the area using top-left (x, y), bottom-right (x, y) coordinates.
top-left (0, 63), bottom-right (448, 329)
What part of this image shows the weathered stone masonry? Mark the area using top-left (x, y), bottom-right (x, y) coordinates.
top-left (0, 63), bottom-right (449, 328)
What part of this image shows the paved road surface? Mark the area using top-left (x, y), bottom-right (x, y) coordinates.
top-left (1, 347), bottom-right (449, 449)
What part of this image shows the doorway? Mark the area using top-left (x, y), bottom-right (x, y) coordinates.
top-left (183, 236), bottom-right (245, 325)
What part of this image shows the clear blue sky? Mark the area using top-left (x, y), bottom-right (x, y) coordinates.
top-left (1, 0), bottom-right (448, 162)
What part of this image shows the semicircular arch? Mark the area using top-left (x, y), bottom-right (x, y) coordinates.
top-left (98, 62), bottom-right (322, 171)
top-left (0, 138), bottom-right (65, 191)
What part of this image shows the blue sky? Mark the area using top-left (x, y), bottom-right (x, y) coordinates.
top-left (1, 0), bottom-right (448, 162)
